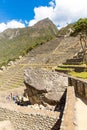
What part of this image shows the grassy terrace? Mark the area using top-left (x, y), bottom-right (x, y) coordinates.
top-left (56, 64), bottom-right (87, 79)
top-left (69, 71), bottom-right (87, 79)
top-left (58, 64), bottom-right (87, 68)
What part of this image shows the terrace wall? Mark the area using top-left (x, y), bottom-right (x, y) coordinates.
top-left (68, 76), bottom-right (87, 98)
top-left (60, 86), bottom-right (75, 130)
top-left (0, 102), bottom-right (60, 130)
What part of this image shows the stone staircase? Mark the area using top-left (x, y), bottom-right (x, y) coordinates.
top-left (64, 50), bottom-right (84, 65)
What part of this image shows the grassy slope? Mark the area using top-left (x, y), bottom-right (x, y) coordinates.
top-left (69, 71), bottom-right (87, 79)
top-left (56, 64), bottom-right (87, 79)
top-left (0, 18), bottom-right (58, 66)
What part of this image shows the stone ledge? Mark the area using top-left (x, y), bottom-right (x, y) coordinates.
top-left (60, 86), bottom-right (75, 130)
top-left (0, 102), bottom-right (59, 118)
top-left (0, 103), bottom-right (60, 130)
top-left (68, 76), bottom-right (87, 99)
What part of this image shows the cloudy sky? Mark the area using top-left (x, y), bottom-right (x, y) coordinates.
top-left (0, 0), bottom-right (87, 32)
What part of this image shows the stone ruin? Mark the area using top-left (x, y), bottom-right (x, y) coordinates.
top-left (24, 68), bottom-right (68, 111)
top-left (0, 68), bottom-right (70, 130)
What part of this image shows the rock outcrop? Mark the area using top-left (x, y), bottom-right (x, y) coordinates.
top-left (24, 68), bottom-right (68, 106)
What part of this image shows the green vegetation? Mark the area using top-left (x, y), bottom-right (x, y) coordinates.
top-left (71, 18), bottom-right (87, 65)
top-left (0, 18), bottom-right (58, 67)
top-left (56, 64), bottom-right (87, 79)
top-left (71, 18), bottom-right (87, 36)
top-left (69, 71), bottom-right (87, 79)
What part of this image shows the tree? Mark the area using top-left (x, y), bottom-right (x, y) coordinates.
top-left (73, 18), bottom-right (87, 36)
top-left (72, 18), bottom-right (87, 65)
top-left (79, 33), bottom-right (87, 65)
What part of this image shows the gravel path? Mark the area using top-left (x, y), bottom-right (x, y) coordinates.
top-left (75, 97), bottom-right (87, 130)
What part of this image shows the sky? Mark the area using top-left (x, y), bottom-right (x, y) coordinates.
top-left (0, 0), bottom-right (87, 32)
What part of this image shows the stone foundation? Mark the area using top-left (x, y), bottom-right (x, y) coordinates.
top-left (68, 76), bottom-right (87, 98)
top-left (0, 102), bottom-right (60, 130)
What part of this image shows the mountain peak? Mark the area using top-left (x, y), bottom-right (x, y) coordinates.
top-left (32, 18), bottom-right (56, 28)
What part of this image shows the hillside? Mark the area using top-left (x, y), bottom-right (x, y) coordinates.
top-left (0, 19), bottom-right (85, 97)
top-left (0, 18), bottom-right (58, 67)
top-left (0, 18), bottom-right (86, 67)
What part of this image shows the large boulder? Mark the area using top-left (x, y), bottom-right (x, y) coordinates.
top-left (24, 68), bottom-right (68, 106)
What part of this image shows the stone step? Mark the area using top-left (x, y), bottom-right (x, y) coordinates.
top-left (10, 78), bottom-right (24, 82)
top-left (63, 61), bottom-right (81, 65)
top-left (1, 82), bottom-right (24, 89)
top-left (6, 80), bottom-right (24, 85)
top-left (66, 58), bottom-right (83, 63)
top-left (0, 76), bottom-right (24, 85)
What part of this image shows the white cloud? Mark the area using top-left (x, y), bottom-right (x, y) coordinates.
top-left (29, 19), bottom-right (36, 26)
top-left (0, 23), bottom-right (6, 32)
top-left (29, 6), bottom-right (54, 26)
top-left (0, 20), bottom-right (25, 32)
top-left (1, 0), bottom-right (87, 32)
top-left (29, 0), bottom-right (87, 28)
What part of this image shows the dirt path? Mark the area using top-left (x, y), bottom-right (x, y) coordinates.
top-left (75, 97), bottom-right (87, 130)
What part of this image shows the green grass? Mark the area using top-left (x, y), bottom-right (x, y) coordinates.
top-left (56, 64), bottom-right (87, 79)
top-left (69, 71), bottom-right (87, 79)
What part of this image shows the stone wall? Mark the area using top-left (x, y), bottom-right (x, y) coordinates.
top-left (0, 102), bottom-right (60, 130)
top-left (60, 86), bottom-right (75, 130)
top-left (68, 76), bottom-right (87, 98)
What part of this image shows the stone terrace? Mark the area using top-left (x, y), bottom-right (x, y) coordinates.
top-left (0, 101), bottom-right (60, 130)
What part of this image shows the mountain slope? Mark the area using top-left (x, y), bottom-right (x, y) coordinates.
top-left (0, 18), bottom-right (58, 66)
